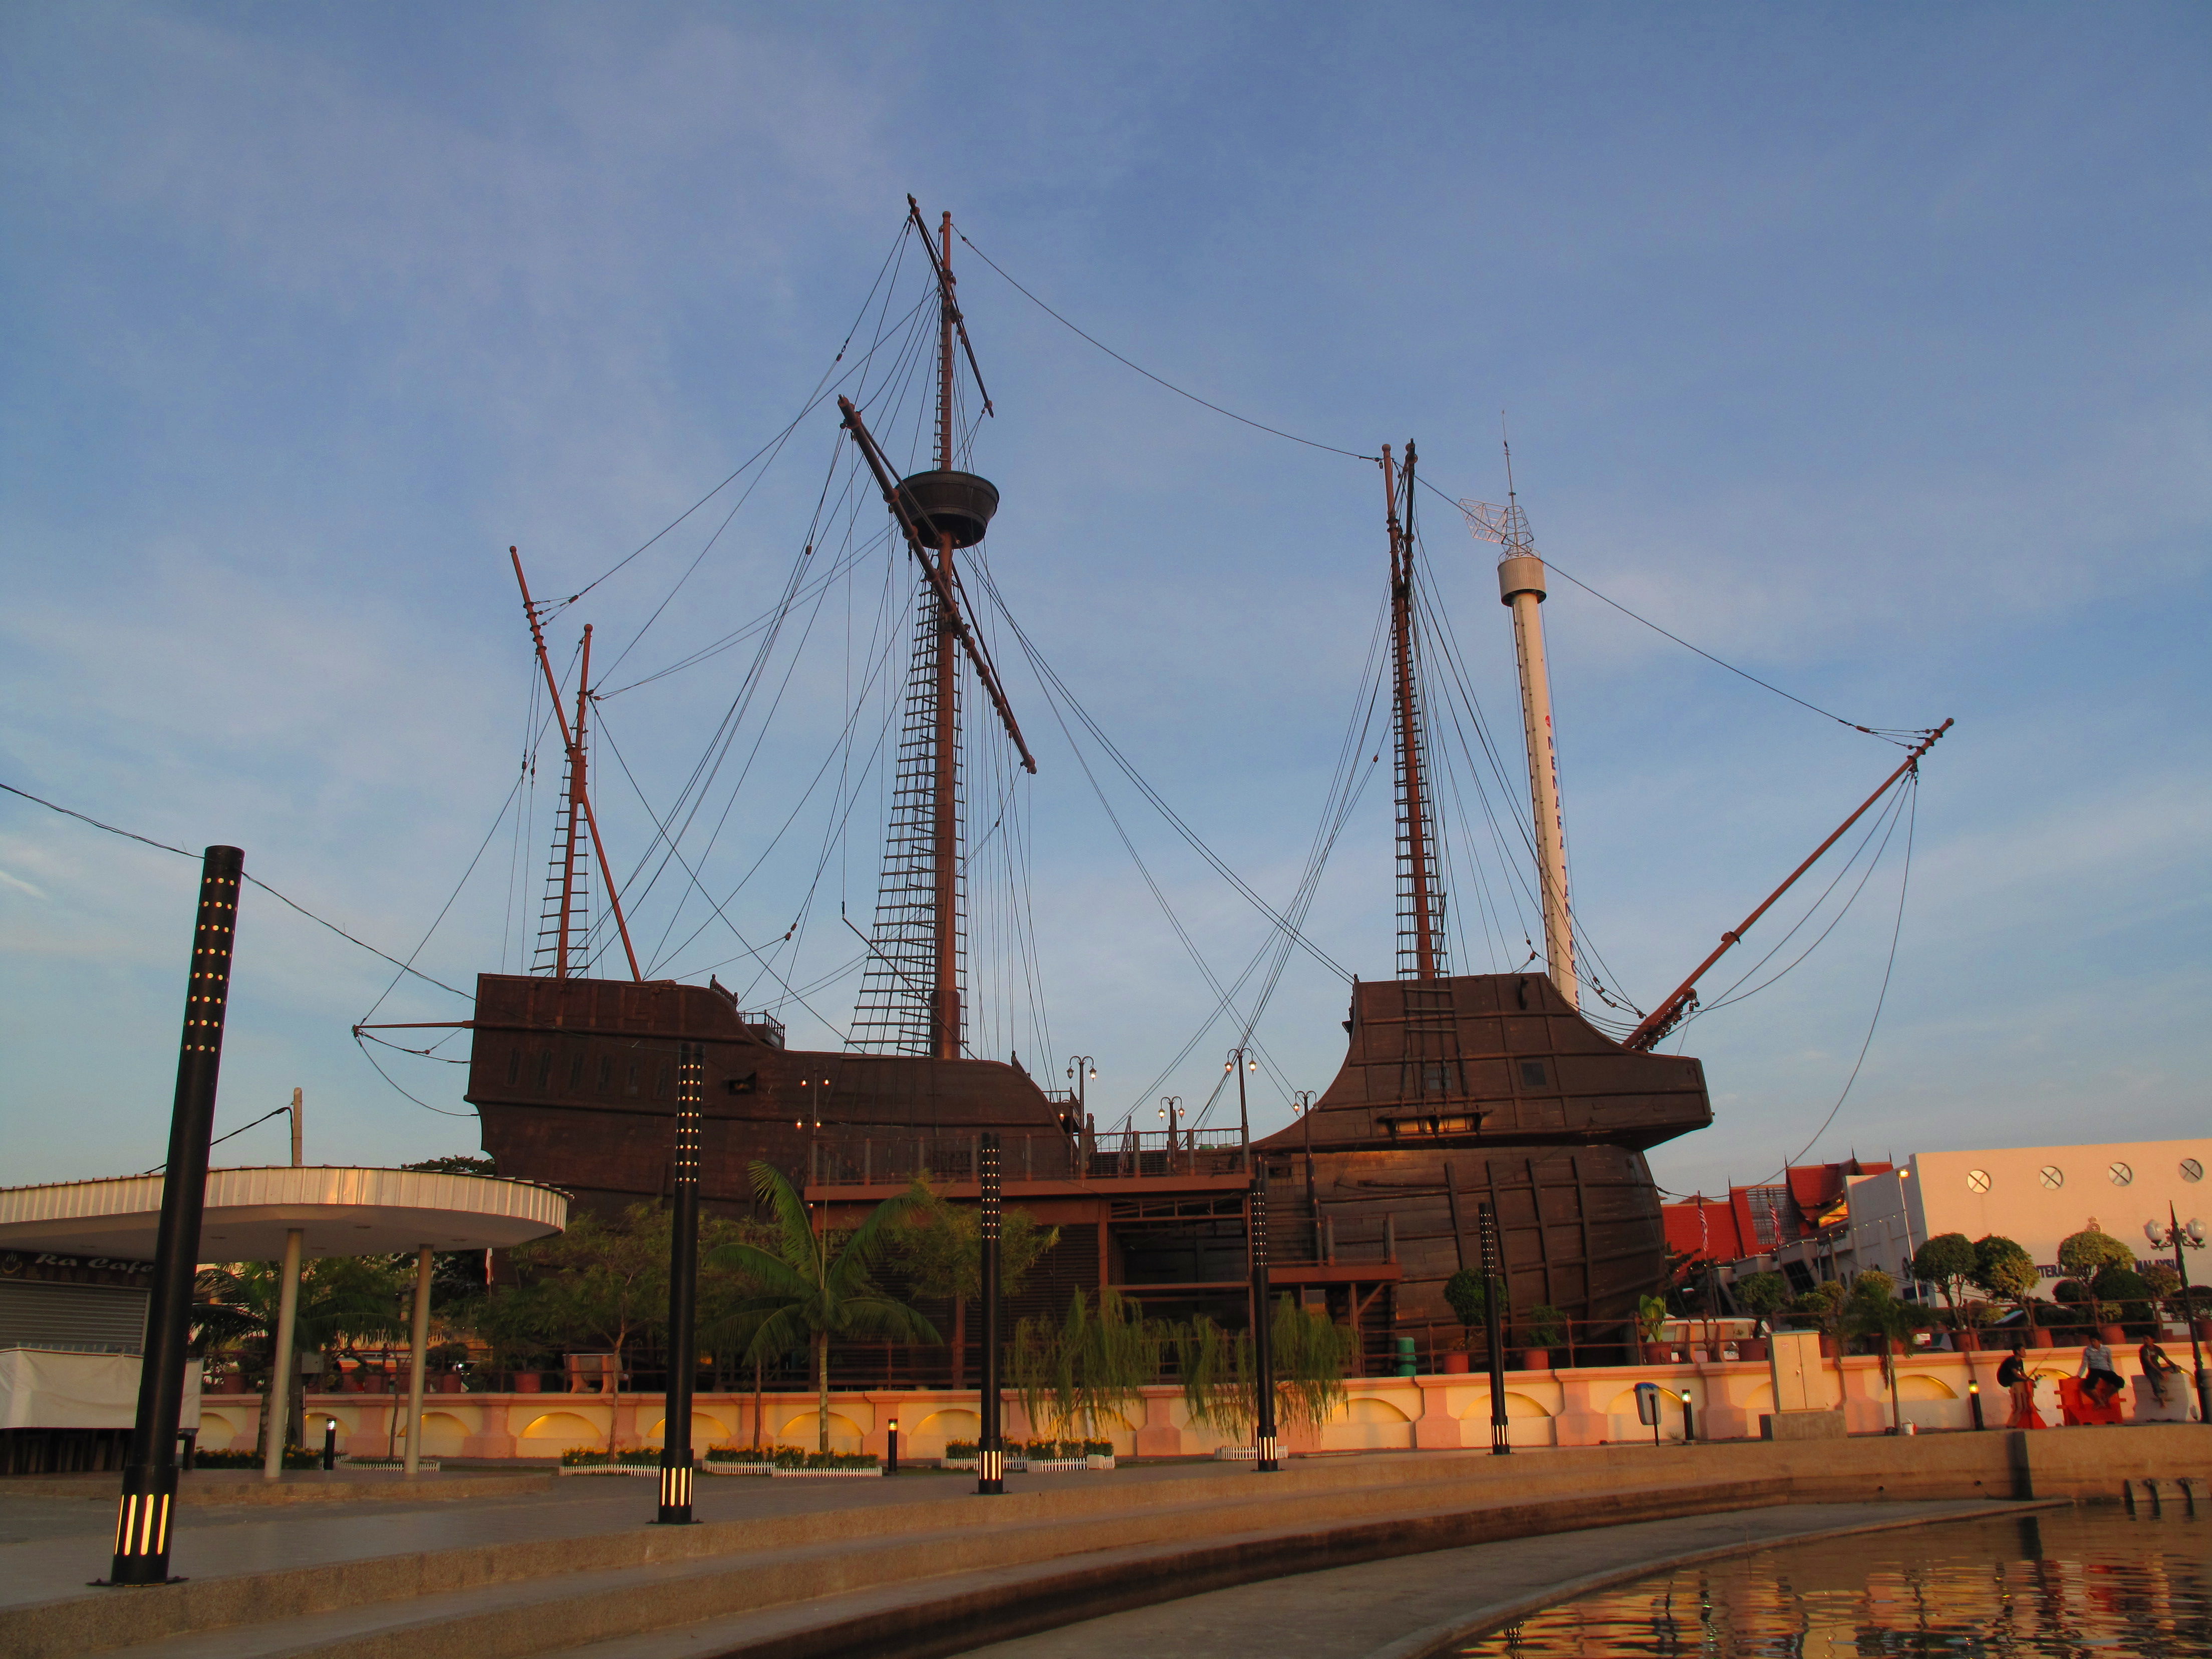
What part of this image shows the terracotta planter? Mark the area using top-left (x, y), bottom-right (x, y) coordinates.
top-left (1518, 1348), bottom-right (1550, 1372)
top-left (1818, 1334), bottom-right (1839, 1359)
top-left (1955, 1330), bottom-right (1982, 1352)
top-left (212, 1373), bottom-right (245, 1395)
top-left (1642, 1342), bottom-right (1676, 1364)
top-left (512, 1371), bottom-right (542, 1394)
top-left (1736, 1338), bottom-right (1769, 1362)
top-left (2030, 1327), bottom-right (2054, 1349)
top-left (2099, 1323), bottom-right (2127, 1344)
top-left (1441, 1351), bottom-right (1470, 1374)
top-left (436, 1373), bottom-right (464, 1394)
top-left (361, 1373), bottom-right (388, 1395)
top-left (2194, 1318), bottom-right (2212, 1342)
top-left (1888, 1337), bottom-right (1911, 1356)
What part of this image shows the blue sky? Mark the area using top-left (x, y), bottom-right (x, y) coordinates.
top-left (3, 2), bottom-right (2205, 1204)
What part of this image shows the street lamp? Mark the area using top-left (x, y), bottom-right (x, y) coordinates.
top-left (2144, 1208), bottom-right (2208, 1425)
top-left (1159, 1096), bottom-right (1181, 1149)
top-left (1224, 1047), bottom-right (1256, 1159)
top-left (1064, 1057), bottom-right (1095, 1158)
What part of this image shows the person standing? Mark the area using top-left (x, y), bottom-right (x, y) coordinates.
top-left (1997, 1343), bottom-right (2039, 1428)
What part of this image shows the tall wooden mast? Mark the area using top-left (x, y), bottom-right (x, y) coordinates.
top-left (1385, 443), bottom-right (1445, 981)
top-left (842, 200), bottom-right (1026, 1056)
top-left (929, 211), bottom-right (962, 1059)
top-left (511, 547), bottom-right (643, 982)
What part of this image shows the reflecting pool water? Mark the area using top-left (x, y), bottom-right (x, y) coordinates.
top-left (1457, 1506), bottom-right (2208, 1657)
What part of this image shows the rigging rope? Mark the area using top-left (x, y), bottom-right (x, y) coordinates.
top-left (1, 780), bottom-right (469, 1000)
top-left (954, 230), bottom-right (1378, 464)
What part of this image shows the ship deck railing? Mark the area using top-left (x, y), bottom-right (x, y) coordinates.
top-left (806, 1127), bottom-right (1252, 1189)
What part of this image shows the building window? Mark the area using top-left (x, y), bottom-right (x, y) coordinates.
top-left (2108, 1161), bottom-right (2133, 1186)
top-left (1519, 1060), bottom-right (1547, 1088)
top-left (1966, 1169), bottom-right (1991, 1193)
top-left (2183, 1159), bottom-right (2204, 1183)
top-left (1424, 1062), bottom-right (1452, 1093)
top-left (2038, 1165), bottom-right (2064, 1190)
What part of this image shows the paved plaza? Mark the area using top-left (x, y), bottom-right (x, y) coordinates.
top-left (4, 1431), bottom-right (2204, 1659)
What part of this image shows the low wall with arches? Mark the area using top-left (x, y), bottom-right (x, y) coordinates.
top-left (186, 1341), bottom-right (2190, 1462)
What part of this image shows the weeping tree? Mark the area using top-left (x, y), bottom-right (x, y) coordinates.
top-left (1175, 1297), bottom-right (1354, 1440)
top-left (1009, 1287), bottom-right (1161, 1442)
top-left (705, 1162), bottom-right (939, 1454)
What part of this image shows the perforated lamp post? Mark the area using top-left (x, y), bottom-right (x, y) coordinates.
top-left (1477, 1202), bottom-right (1510, 1456)
top-left (109, 846), bottom-right (243, 1587)
top-left (1250, 1168), bottom-right (1278, 1471)
top-left (2145, 1208), bottom-right (2209, 1425)
top-left (977, 1134), bottom-right (1004, 1495)
top-left (657, 1042), bottom-right (704, 1524)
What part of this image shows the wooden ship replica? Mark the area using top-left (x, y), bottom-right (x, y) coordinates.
top-left (402, 201), bottom-right (1953, 1377)
top-left (456, 207), bottom-right (1074, 1245)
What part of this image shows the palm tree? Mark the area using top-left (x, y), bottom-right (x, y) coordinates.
top-left (197, 1257), bottom-right (410, 1454)
top-left (707, 1162), bottom-right (939, 1454)
top-left (1843, 1274), bottom-right (1930, 1435)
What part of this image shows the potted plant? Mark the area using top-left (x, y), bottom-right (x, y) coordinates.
top-left (1443, 1269), bottom-right (1490, 1374)
top-left (1520, 1306), bottom-right (1563, 1371)
top-left (1635, 1294), bottom-right (1673, 1363)
top-left (2058, 1228), bottom-right (2135, 1339)
top-left (1969, 1235), bottom-right (2050, 1347)
top-left (1731, 1272), bottom-right (1789, 1362)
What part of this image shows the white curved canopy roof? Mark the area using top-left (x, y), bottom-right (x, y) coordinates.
top-left (0, 1167), bottom-right (568, 1261)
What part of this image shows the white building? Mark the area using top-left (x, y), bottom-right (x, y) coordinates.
top-left (1844, 1138), bottom-right (2209, 1297)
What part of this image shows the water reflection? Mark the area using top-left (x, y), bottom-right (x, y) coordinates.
top-left (1457, 1507), bottom-right (2209, 1656)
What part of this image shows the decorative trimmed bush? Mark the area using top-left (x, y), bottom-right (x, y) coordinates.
top-left (192, 1446), bottom-right (321, 1470)
top-left (561, 1447), bottom-right (660, 1467)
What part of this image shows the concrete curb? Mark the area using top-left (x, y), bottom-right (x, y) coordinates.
top-left (0, 1472), bottom-right (556, 1507)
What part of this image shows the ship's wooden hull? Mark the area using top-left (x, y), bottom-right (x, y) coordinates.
top-left (463, 974), bottom-right (1067, 1215)
top-left (1252, 971), bottom-right (1711, 1333)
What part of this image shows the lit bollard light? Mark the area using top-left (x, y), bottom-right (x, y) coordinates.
top-left (322, 1419), bottom-right (338, 1471)
top-left (1969, 1378), bottom-right (1985, 1431)
top-left (887, 1418), bottom-right (899, 1477)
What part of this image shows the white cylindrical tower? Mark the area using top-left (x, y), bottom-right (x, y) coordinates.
top-left (1499, 554), bottom-right (1578, 1010)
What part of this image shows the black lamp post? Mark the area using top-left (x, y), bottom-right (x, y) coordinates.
top-left (108, 846), bottom-right (243, 1587)
top-left (1251, 1166), bottom-right (1278, 1471)
top-left (1478, 1202), bottom-right (1509, 1457)
top-left (2146, 1206), bottom-right (2209, 1426)
top-left (657, 1041), bottom-right (703, 1525)
top-left (977, 1134), bottom-right (1003, 1495)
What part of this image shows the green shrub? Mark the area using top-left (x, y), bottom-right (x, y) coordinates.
top-left (1444, 1269), bottom-right (1492, 1330)
top-left (1525, 1305), bottom-right (1565, 1348)
top-left (561, 1446), bottom-right (658, 1467)
top-left (1732, 1272), bottom-right (1791, 1319)
top-left (192, 1445), bottom-right (319, 1470)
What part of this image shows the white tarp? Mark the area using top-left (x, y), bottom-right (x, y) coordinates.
top-left (0, 1347), bottom-right (201, 1431)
